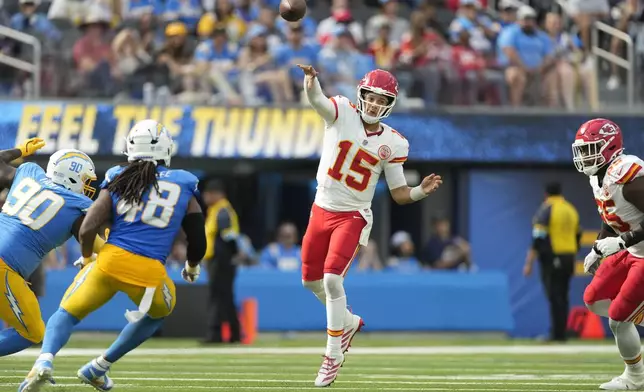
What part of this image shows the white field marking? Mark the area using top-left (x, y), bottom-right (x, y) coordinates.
top-left (5, 345), bottom-right (623, 357)
top-left (0, 385), bottom-right (592, 392)
top-left (0, 369), bottom-right (619, 379)
top-left (0, 375), bottom-right (604, 386)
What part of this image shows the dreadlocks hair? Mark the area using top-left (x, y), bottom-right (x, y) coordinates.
top-left (108, 161), bottom-right (160, 206)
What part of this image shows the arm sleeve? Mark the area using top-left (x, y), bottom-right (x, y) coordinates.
top-left (303, 76), bottom-right (338, 124)
top-left (181, 213), bottom-right (207, 263)
top-left (383, 139), bottom-right (409, 190)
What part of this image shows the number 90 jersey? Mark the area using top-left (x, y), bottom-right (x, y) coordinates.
top-left (315, 96), bottom-right (410, 212)
top-left (102, 165), bottom-right (199, 263)
top-left (0, 163), bottom-right (92, 278)
top-left (591, 154), bottom-right (644, 257)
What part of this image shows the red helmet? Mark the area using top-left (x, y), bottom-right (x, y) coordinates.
top-left (356, 69), bottom-right (399, 124)
top-left (572, 118), bottom-right (624, 176)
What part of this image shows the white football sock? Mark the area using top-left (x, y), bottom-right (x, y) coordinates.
top-left (326, 295), bottom-right (346, 356)
top-left (587, 300), bottom-right (610, 318)
top-left (96, 356), bottom-right (112, 370)
top-left (610, 319), bottom-right (644, 376)
top-left (303, 279), bottom-right (354, 326)
top-left (324, 274), bottom-right (347, 357)
top-left (37, 353), bottom-right (53, 363)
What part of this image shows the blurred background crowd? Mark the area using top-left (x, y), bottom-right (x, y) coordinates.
top-left (2, 0), bottom-right (644, 109)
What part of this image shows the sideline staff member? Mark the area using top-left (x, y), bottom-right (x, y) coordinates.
top-left (524, 182), bottom-right (581, 342)
top-left (202, 180), bottom-right (241, 343)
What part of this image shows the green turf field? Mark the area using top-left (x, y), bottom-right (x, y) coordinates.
top-left (0, 335), bottom-right (630, 391)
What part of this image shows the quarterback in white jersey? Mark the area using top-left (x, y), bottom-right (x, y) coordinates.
top-left (297, 64), bottom-right (442, 387)
top-left (575, 118), bottom-right (644, 390)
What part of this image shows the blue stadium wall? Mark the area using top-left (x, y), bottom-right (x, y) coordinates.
top-left (2, 101), bottom-right (643, 337)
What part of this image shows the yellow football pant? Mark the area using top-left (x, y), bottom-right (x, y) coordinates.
top-left (60, 247), bottom-right (176, 321)
top-left (0, 258), bottom-right (44, 343)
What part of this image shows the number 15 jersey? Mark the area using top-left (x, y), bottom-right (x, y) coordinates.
top-left (0, 163), bottom-right (92, 278)
top-left (102, 165), bottom-right (199, 264)
top-left (315, 96), bottom-right (410, 212)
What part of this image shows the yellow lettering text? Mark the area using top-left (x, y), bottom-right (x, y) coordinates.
top-left (16, 105), bottom-right (41, 145)
top-left (162, 107), bottom-right (183, 153)
top-left (79, 105), bottom-right (99, 154)
top-left (293, 109), bottom-right (324, 158)
top-left (58, 105), bottom-right (83, 150)
top-left (264, 109), bottom-right (298, 158)
top-left (191, 107), bottom-right (213, 157)
top-left (237, 108), bottom-right (263, 158)
top-left (39, 105), bottom-right (61, 154)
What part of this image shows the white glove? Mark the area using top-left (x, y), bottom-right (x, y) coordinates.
top-left (73, 254), bottom-right (96, 269)
top-left (583, 248), bottom-right (602, 275)
top-left (181, 261), bottom-right (200, 283)
top-left (594, 236), bottom-right (627, 257)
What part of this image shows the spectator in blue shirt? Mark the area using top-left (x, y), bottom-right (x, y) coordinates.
top-left (10, 0), bottom-right (61, 42)
top-left (121, 0), bottom-right (158, 21)
top-left (318, 27), bottom-right (376, 98)
top-left (449, 0), bottom-right (498, 54)
top-left (259, 222), bottom-right (302, 271)
top-left (386, 231), bottom-right (422, 273)
top-left (194, 27), bottom-right (242, 104)
top-left (235, 0), bottom-right (260, 23)
top-left (496, 0), bottom-right (517, 29)
top-left (160, 0), bottom-right (203, 31)
top-left (276, 17), bottom-right (318, 42)
top-left (273, 24), bottom-right (319, 97)
top-left (497, 6), bottom-right (556, 107)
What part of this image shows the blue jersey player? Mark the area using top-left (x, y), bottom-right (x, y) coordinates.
top-left (20, 120), bottom-right (207, 392)
top-left (0, 139), bottom-right (103, 358)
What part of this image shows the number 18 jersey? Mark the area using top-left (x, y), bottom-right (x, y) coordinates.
top-left (102, 165), bottom-right (199, 263)
top-left (0, 163), bottom-right (92, 278)
top-left (315, 95), bottom-right (410, 212)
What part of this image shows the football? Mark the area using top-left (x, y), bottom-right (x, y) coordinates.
top-left (279, 0), bottom-right (306, 22)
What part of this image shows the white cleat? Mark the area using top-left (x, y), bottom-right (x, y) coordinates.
top-left (314, 354), bottom-right (345, 387)
top-left (341, 314), bottom-right (364, 354)
top-left (17, 360), bottom-right (55, 392)
top-left (600, 373), bottom-right (644, 390)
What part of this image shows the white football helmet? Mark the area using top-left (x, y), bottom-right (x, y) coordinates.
top-left (46, 149), bottom-right (97, 198)
top-left (125, 119), bottom-right (174, 167)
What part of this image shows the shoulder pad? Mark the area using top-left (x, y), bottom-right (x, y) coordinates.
top-left (606, 155), bottom-right (644, 185)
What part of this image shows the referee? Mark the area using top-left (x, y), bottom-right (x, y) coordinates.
top-left (202, 180), bottom-right (241, 344)
top-left (523, 182), bottom-right (581, 342)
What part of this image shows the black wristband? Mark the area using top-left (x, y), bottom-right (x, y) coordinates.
top-left (621, 231), bottom-right (637, 248)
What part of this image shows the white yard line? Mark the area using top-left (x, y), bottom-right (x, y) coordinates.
top-left (0, 375), bottom-right (606, 386)
top-left (5, 345), bottom-right (621, 357)
top-left (0, 385), bottom-right (590, 392)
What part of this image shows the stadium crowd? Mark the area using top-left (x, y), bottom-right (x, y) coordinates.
top-left (2, 0), bottom-right (643, 109)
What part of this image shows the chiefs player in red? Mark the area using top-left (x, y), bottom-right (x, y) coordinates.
top-left (576, 118), bottom-right (644, 390)
top-left (297, 64), bottom-right (442, 387)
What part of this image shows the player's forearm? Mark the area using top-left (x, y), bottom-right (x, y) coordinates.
top-left (303, 76), bottom-right (336, 123)
top-left (620, 221), bottom-right (644, 248)
top-left (597, 222), bottom-right (618, 240)
top-left (0, 148), bottom-right (21, 163)
top-left (182, 213), bottom-right (207, 267)
top-left (391, 186), bottom-right (428, 205)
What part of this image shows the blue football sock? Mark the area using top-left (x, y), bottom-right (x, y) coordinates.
top-left (0, 328), bottom-right (34, 357)
top-left (40, 308), bottom-right (79, 356)
top-left (104, 315), bottom-right (164, 363)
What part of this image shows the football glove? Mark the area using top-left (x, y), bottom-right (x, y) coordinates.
top-left (181, 261), bottom-right (200, 283)
top-left (594, 236), bottom-right (626, 257)
top-left (17, 137), bottom-right (45, 157)
top-left (583, 248), bottom-right (602, 275)
top-left (73, 254), bottom-right (96, 269)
